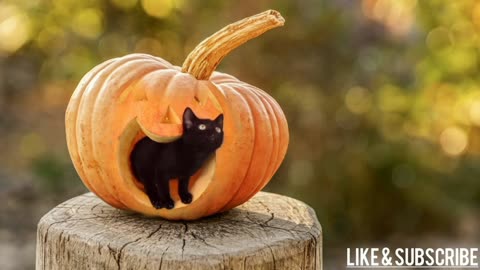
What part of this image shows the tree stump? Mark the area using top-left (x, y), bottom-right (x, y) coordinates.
top-left (36, 192), bottom-right (322, 269)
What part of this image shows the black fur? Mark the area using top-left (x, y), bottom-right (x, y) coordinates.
top-left (130, 107), bottom-right (224, 209)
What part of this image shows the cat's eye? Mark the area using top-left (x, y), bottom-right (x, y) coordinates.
top-left (215, 127), bottom-right (222, 133)
top-left (198, 124), bottom-right (206, 130)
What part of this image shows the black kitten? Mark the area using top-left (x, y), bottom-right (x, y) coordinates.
top-left (130, 108), bottom-right (224, 209)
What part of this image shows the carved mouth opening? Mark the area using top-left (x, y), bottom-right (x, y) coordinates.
top-left (118, 118), bottom-right (216, 210)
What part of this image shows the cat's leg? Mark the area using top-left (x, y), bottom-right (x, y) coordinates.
top-left (141, 171), bottom-right (164, 209)
top-left (142, 172), bottom-right (173, 209)
top-left (155, 177), bottom-right (174, 209)
top-left (153, 168), bottom-right (174, 209)
top-left (178, 176), bottom-right (193, 204)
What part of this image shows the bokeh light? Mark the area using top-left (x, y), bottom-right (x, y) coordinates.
top-left (0, 4), bottom-right (31, 53)
top-left (71, 8), bottom-right (104, 39)
top-left (141, 0), bottom-right (174, 19)
top-left (345, 86), bottom-right (372, 114)
top-left (362, 0), bottom-right (417, 37)
top-left (469, 98), bottom-right (480, 126)
top-left (426, 27), bottom-right (453, 51)
top-left (440, 127), bottom-right (468, 156)
top-left (35, 26), bottom-right (67, 53)
top-left (472, 2), bottom-right (480, 29)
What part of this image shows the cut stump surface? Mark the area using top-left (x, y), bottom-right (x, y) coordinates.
top-left (36, 192), bottom-right (321, 269)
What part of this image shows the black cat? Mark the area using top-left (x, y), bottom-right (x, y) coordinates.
top-left (130, 107), bottom-right (224, 209)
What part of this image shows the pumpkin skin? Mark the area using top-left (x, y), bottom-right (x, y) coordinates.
top-left (65, 10), bottom-right (288, 220)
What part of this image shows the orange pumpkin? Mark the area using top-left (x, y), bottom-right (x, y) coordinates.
top-left (65, 10), bottom-right (288, 220)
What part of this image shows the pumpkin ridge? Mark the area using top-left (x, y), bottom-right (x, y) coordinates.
top-left (255, 88), bottom-right (289, 189)
top-left (74, 58), bottom-right (130, 204)
top-left (76, 56), bottom-right (151, 208)
top-left (240, 86), bottom-right (280, 202)
top-left (162, 71), bottom-right (191, 99)
top-left (260, 88), bottom-right (289, 156)
top-left (93, 60), bottom-right (165, 109)
top-left (125, 53), bottom-right (174, 68)
top-left (219, 83), bottom-right (273, 211)
top-left (118, 65), bottom-right (174, 103)
top-left (90, 60), bottom-right (172, 209)
top-left (220, 82), bottom-right (286, 198)
top-left (248, 89), bottom-right (281, 194)
top-left (214, 80), bottom-right (284, 193)
top-left (208, 83), bottom-right (257, 213)
top-left (211, 72), bottom-right (240, 84)
top-left (66, 58), bottom-right (117, 202)
top-left (246, 83), bottom-right (285, 173)
top-left (135, 69), bottom-right (179, 104)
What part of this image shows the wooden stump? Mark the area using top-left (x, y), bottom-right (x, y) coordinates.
top-left (36, 192), bottom-right (322, 269)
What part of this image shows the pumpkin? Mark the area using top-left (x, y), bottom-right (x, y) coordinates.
top-left (65, 10), bottom-right (289, 220)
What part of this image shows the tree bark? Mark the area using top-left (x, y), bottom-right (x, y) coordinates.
top-left (36, 192), bottom-right (322, 269)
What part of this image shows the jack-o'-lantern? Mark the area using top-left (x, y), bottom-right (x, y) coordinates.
top-left (65, 10), bottom-right (289, 220)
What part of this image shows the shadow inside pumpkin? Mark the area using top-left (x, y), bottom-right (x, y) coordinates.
top-left (128, 107), bottom-right (224, 210)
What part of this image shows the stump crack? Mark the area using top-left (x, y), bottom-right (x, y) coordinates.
top-left (180, 222), bottom-right (189, 259)
top-left (115, 237), bottom-right (142, 270)
top-left (266, 244), bottom-right (277, 269)
top-left (263, 213), bottom-right (275, 226)
top-left (158, 245), bottom-right (170, 270)
top-left (221, 217), bottom-right (308, 238)
top-left (191, 231), bottom-right (219, 250)
top-left (147, 223), bottom-right (165, 239)
top-left (258, 201), bottom-right (273, 214)
top-left (181, 239), bottom-right (186, 259)
top-left (37, 192), bottom-right (321, 270)
top-left (90, 202), bottom-right (102, 213)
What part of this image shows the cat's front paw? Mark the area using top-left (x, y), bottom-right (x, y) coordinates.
top-left (180, 192), bottom-right (193, 204)
top-left (165, 198), bottom-right (174, 209)
top-left (150, 198), bottom-right (164, 209)
top-left (150, 198), bottom-right (175, 210)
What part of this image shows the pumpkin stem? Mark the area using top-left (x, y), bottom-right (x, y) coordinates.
top-left (181, 10), bottom-right (285, 80)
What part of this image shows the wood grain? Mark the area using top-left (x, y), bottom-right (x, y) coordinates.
top-left (36, 192), bottom-right (321, 269)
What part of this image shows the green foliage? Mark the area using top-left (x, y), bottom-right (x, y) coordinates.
top-left (31, 154), bottom-right (81, 193)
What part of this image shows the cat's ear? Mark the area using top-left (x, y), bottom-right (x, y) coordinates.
top-left (183, 107), bottom-right (195, 129)
top-left (214, 114), bottom-right (224, 127)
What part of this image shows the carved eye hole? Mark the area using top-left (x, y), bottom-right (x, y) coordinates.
top-left (198, 124), bottom-right (206, 130)
top-left (215, 127), bottom-right (221, 133)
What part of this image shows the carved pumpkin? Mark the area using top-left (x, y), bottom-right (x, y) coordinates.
top-left (65, 10), bottom-right (289, 220)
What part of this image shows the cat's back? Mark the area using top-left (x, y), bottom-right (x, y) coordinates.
top-left (131, 137), bottom-right (155, 157)
top-left (130, 137), bottom-right (179, 167)
top-left (130, 137), bottom-right (164, 173)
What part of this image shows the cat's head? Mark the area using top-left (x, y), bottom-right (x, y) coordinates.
top-left (182, 107), bottom-right (224, 150)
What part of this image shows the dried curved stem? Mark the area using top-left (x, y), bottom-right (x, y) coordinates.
top-left (182, 10), bottom-right (285, 80)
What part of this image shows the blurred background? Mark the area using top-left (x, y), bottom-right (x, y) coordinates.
top-left (1, 0), bottom-right (479, 269)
